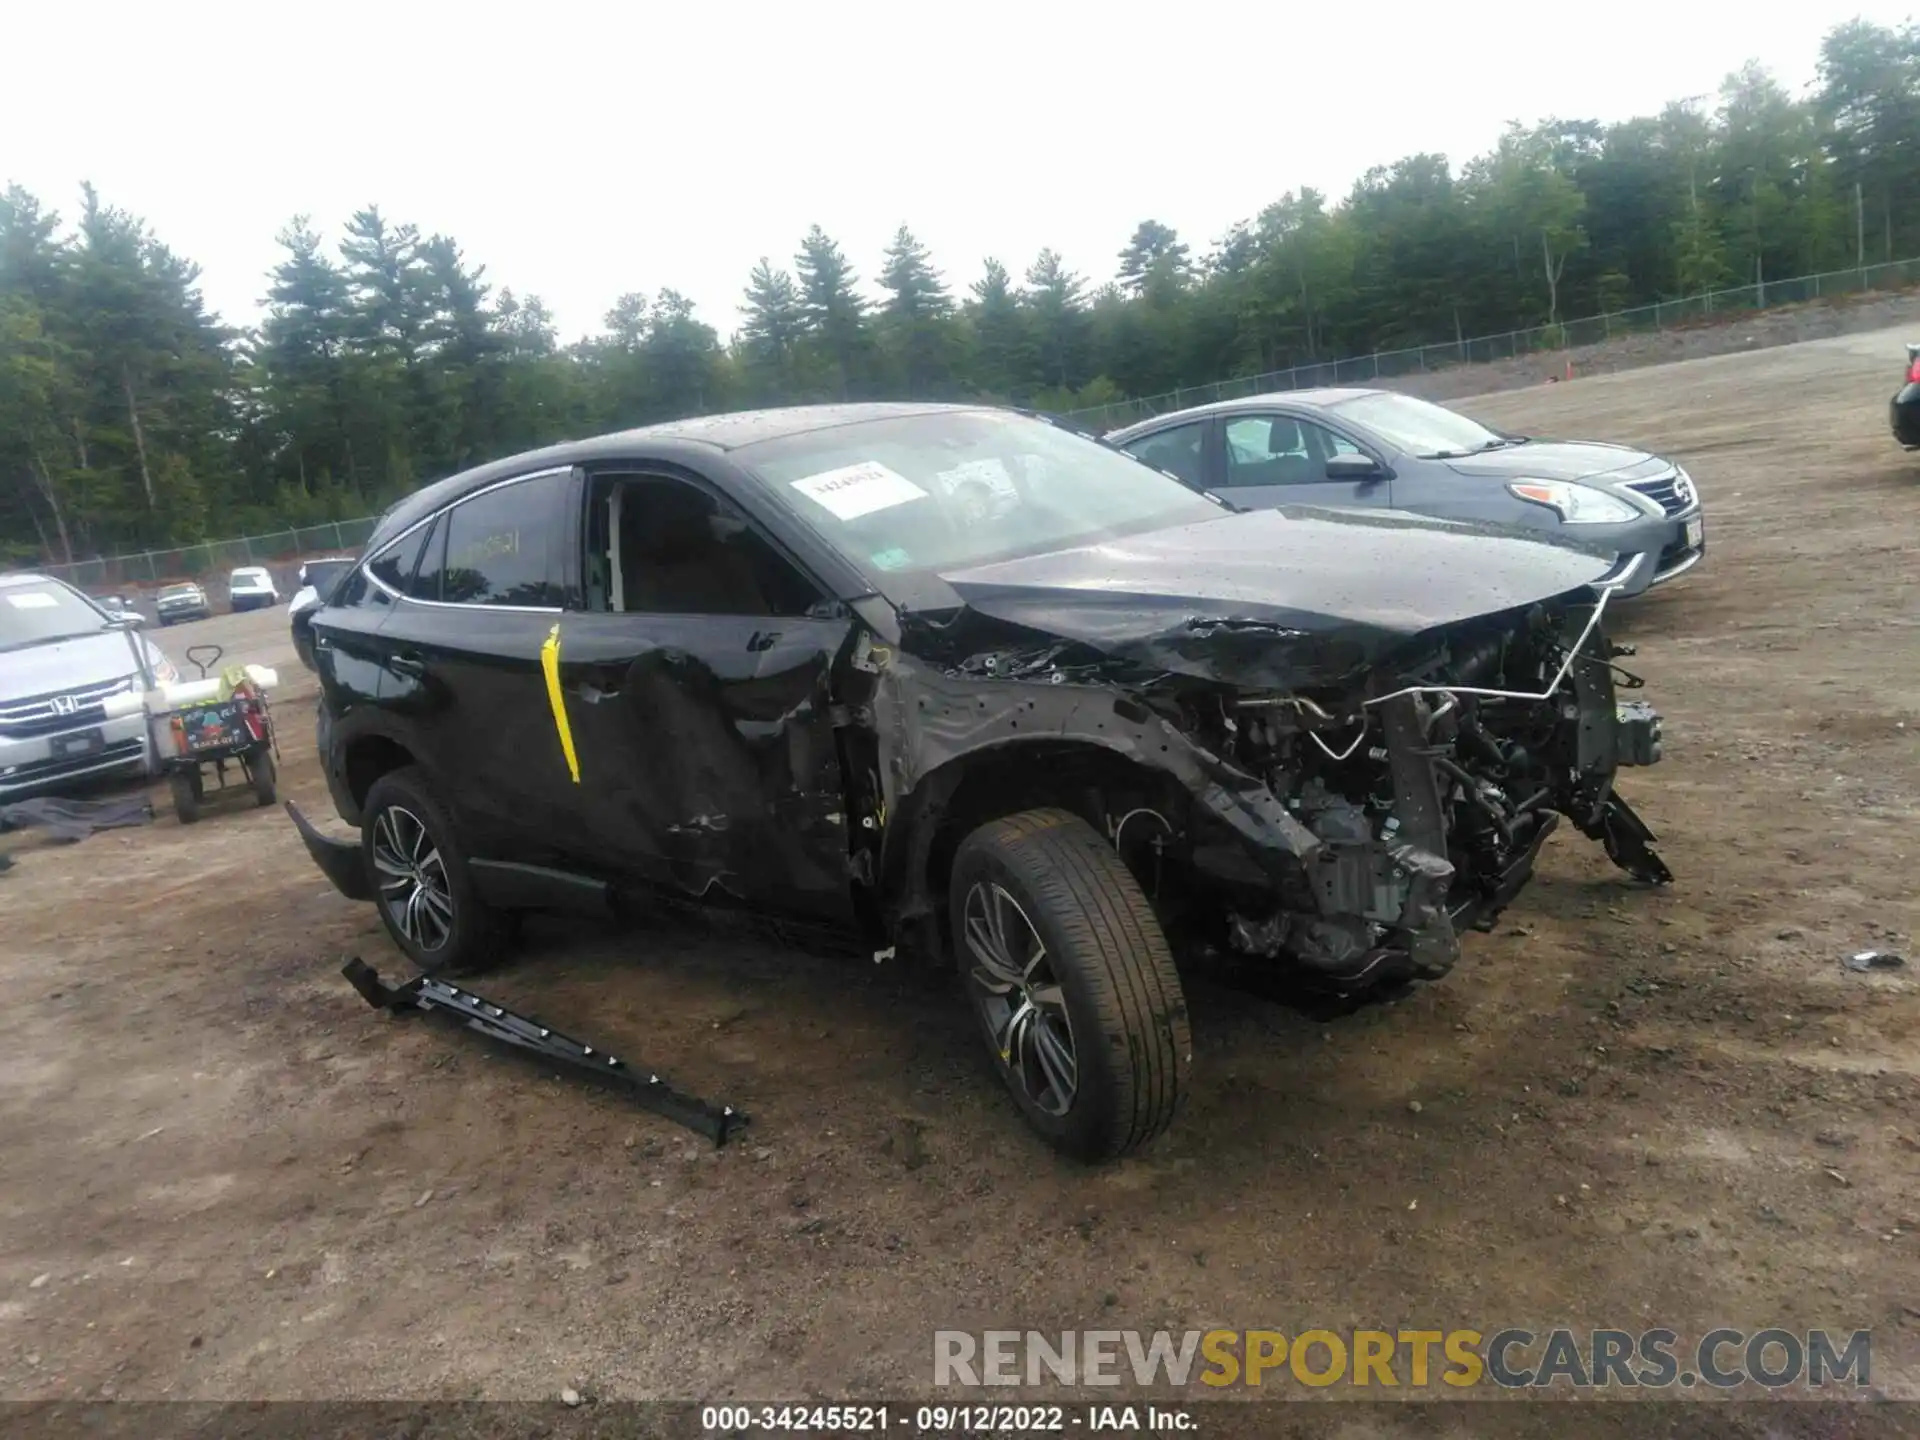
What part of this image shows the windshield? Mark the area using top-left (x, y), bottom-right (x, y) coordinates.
top-left (160, 584), bottom-right (200, 599)
top-left (740, 410), bottom-right (1226, 580)
top-left (1329, 392), bottom-right (1512, 459)
top-left (0, 580), bottom-right (111, 651)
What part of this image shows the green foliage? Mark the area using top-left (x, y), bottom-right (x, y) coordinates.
top-left (3, 22), bottom-right (1918, 562)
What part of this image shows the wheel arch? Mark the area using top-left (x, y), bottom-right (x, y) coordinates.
top-left (877, 736), bottom-right (1187, 955)
top-left (340, 731), bottom-right (418, 820)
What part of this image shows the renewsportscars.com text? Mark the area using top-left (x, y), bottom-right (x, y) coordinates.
top-left (933, 1327), bottom-right (1872, 1391)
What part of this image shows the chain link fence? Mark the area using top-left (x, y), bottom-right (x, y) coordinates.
top-left (1066, 256), bottom-right (1920, 430)
top-left (41, 518), bottom-right (382, 597)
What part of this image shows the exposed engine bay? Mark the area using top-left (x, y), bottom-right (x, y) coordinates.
top-left (883, 581), bottom-right (1672, 997)
top-left (1165, 594), bottom-right (1669, 991)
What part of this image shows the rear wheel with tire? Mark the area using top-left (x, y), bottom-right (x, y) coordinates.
top-left (248, 747), bottom-right (277, 806)
top-left (361, 766), bottom-right (507, 976)
top-left (168, 769), bottom-right (201, 825)
top-left (949, 807), bottom-right (1190, 1161)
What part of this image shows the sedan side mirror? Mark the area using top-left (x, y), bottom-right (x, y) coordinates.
top-left (1325, 453), bottom-right (1385, 481)
top-left (111, 610), bottom-right (145, 629)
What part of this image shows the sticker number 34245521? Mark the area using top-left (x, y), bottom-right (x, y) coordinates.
top-left (790, 461), bottom-right (930, 522)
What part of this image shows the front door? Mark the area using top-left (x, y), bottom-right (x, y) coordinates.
top-left (555, 468), bottom-right (856, 921)
top-left (1216, 412), bottom-right (1393, 510)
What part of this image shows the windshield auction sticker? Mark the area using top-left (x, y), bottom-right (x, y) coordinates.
top-left (791, 461), bottom-right (929, 521)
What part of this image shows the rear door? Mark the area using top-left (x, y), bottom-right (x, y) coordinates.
top-left (371, 466), bottom-right (582, 858)
top-left (1216, 411), bottom-right (1393, 510)
top-left (555, 466), bottom-right (856, 921)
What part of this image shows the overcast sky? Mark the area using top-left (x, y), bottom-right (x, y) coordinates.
top-left (5, 1), bottom-right (1911, 343)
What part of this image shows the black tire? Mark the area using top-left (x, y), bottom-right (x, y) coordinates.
top-left (949, 807), bottom-right (1190, 1161)
top-left (168, 770), bottom-right (201, 825)
top-left (249, 748), bottom-right (277, 806)
top-left (360, 766), bottom-right (507, 976)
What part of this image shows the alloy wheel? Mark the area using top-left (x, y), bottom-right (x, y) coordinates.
top-left (371, 804), bottom-right (455, 954)
top-left (962, 880), bottom-right (1079, 1116)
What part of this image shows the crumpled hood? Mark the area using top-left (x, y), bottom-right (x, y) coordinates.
top-left (936, 506), bottom-right (1616, 689)
top-left (1443, 439), bottom-right (1670, 483)
top-left (0, 630), bottom-right (166, 701)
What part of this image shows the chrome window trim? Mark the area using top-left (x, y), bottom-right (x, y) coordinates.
top-left (360, 466), bottom-right (571, 614)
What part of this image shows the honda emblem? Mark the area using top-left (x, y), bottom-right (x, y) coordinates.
top-left (51, 694), bottom-right (78, 716)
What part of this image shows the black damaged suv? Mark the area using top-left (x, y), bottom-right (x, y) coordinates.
top-left (291, 404), bottom-right (1672, 1159)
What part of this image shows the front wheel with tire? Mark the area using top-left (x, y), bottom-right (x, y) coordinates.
top-left (361, 766), bottom-right (507, 975)
top-left (949, 807), bottom-right (1191, 1161)
top-left (248, 747), bottom-right (277, 806)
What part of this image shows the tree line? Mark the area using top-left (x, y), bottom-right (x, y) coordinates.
top-left (2, 17), bottom-right (1917, 565)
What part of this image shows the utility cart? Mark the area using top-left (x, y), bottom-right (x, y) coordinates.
top-left (107, 643), bottom-right (282, 824)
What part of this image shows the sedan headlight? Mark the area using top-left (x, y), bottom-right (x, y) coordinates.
top-left (1509, 480), bottom-right (1642, 525)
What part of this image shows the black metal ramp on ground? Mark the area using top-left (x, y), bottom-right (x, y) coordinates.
top-left (341, 957), bottom-right (750, 1147)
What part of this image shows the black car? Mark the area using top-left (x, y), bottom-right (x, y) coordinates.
top-left (289, 404), bottom-right (1672, 1159)
top-left (1109, 389), bottom-right (1705, 595)
top-left (1894, 344), bottom-right (1920, 450)
top-left (288, 557), bottom-right (360, 671)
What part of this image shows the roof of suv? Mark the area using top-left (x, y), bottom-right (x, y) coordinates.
top-left (367, 403), bottom-right (977, 553)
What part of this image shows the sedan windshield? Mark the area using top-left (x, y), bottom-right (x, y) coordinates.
top-left (1329, 392), bottom-right (1512, 459)
top-left (0, 581), bottom-right (110, 652)
top-left (740, 410), bottom-right (1226, 579)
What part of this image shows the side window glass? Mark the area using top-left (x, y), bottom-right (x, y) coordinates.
top-left (587, 473), bottom-right (822, 618)
top-left (426, 473), bottom-right (569, 607)
top-left (366, 519), bottom-right (435, 597)
top-left (1224, 415), bottom-right (1318, 486)
top-left (1297, 420), bottom-right (1363, 469)
top-left (1121, 422), bottom-right (1205, 488)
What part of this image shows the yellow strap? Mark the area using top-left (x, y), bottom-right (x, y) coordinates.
top-left (540, 623), bottom-right (580, 784)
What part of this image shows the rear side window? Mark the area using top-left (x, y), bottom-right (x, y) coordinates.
top-left (422, 472), bottom-right (569, 608)
top-left (367, 517), bottom-right (438, 597)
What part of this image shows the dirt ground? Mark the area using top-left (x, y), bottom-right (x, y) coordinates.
top-left (3, 326), bottom-right (1919, 1430)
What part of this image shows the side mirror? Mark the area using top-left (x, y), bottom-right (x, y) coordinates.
top-left (112, 610), bottom-right (145, 628)
top-left (1325, 453), bottom-right (1385, 481)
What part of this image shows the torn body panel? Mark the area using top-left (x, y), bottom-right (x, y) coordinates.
top-left (554, 611), bottom-right (858, 921)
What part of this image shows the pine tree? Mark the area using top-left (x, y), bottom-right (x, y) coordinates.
top-left (1116, 220), bottom-right (1191, 300)
top-left (966, 259), bottom-right (1035, 399)
top-left (878, 225), bottom-right (956, 394)
top-left (794, 225), bottom-right (869, 398)
top-left (1024, 249), bottom-right (1088, 389)
top-left (739, 258), bottom-right (806, 398)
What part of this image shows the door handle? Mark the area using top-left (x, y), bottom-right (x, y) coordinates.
top-left (747, 630), bottom-right (780, 652)
top-left (388, 653), bottom-right (426, 678)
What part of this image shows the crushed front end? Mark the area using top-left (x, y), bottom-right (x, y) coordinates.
top-left (877, 576), bottom-right (1671, 998)
top-left (1166, 592), bottom-right (1669, 991)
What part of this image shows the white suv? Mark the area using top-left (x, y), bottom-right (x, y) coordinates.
top-left (227, 566), bottom-right (279, 613)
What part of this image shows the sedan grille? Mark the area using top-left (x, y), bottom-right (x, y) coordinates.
top-left (1625, 472), bottom-right (1694, 517)
top-left (0, 675), bottom-right (134, 738)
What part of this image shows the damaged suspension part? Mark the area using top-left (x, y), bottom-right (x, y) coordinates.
top-left (341, 958), bottom-right (750, 1146)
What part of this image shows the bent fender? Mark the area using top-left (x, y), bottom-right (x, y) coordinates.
top-left (285, 801), bottom-right (374, 902)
